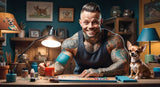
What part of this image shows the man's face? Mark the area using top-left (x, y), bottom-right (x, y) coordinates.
top-left (79, 11), bottom-right (103, 38)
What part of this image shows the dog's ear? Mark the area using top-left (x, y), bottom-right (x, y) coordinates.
top-left (141, 44), bottom-right (147, 52)
top-left (127, 41), bottom-right (132, 49)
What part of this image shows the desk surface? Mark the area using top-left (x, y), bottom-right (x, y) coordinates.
top-left (0, 75), bottom-right (160, 87)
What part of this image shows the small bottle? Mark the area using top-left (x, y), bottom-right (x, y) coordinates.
top-left (30, 68), bottom-right (35, 82)
top-left (30, 68), bottom-right (35, 78)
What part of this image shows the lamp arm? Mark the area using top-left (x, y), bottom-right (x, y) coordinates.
top-left (17, 35), bottom-right (48, 62)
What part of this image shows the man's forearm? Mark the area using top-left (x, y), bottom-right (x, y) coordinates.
top-left (54, 61), bottom-right (65, 75)
top-left (98, 48), bottom-right (129, 76)
top-left (97, 61), bottom-right (128, 76)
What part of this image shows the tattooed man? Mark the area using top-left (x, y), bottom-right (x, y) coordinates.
top-left (39, 2), bottom-right (129, 77)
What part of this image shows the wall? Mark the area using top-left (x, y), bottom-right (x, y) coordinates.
top-left (139, 0), bottom-right (160, 62)
top-left (2, 0), bottom-right (139, 61)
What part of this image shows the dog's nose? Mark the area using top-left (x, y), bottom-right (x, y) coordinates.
top-left (131, 53), bottom-right (134, 56)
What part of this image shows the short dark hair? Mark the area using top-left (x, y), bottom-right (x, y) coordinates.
top-left (81, 2), bottom-right (101, 13)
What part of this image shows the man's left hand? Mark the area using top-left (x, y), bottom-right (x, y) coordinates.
top-left (79, 68), bottom-right (103, 77)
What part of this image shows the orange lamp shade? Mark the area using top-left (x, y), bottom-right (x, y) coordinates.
top-left (0, 12), bottom-right (20, 34)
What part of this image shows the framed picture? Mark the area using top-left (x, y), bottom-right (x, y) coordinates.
top-left (144, 1), bottom-right (160, 25)
top-left (57, 28), bottom-right (68, 39)
top-left (59, 8), bottom-right (74, 22)
top-left (29, 29), bottom-right (41, 38)
top-left (26, 1), bottom-right (53, 21)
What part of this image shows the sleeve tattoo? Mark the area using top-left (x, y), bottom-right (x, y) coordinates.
top-left (98, 35), bottom-right (129, 76)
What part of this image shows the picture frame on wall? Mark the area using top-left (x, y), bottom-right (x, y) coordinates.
top-left (57, 28), bottom-right (68, 39)
top-left (26, 1), bottom-right (53, 22)
top-left (144, 1), bottom-right (160, 25)
top-left (29, 29), bottom-right (41, 38)
top-left (59, 8), bottom-right (74, 22)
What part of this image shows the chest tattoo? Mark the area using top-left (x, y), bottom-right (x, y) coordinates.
top-left (84, 41), bottom-right (101, 53)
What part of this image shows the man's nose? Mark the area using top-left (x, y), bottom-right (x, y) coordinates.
top-left (88, 22), bottom-right (94, 28)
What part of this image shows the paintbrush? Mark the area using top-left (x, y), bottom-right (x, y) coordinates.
top-left (6, 52), bottom-right (11, 64)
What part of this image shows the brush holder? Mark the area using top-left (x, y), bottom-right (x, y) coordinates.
top-left (0, 65), bottom-right (9, 79)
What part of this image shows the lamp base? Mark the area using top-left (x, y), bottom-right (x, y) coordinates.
top-left (145, 54), bottom-right (155, 63)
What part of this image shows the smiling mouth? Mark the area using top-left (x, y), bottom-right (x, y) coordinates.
top-left (86, 30), bottom-right (96, 36)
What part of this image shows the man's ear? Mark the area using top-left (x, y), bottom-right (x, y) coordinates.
top-left (79, 19), bottom-right (82, 27)
top-left (141, 44), bottom-right (147, 52)
top-left (127, 41), bottom-right (132, 49)
top-left (100, 19), bottom-right (103, 26)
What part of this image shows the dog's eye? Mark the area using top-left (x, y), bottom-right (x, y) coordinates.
top-left (135, 50), bottom-right (140, 53)
top-left (128, 50), bottom-right (131, 52)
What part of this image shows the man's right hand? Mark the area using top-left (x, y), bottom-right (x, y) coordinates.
top-left (38, 62), bottom-right (51, 76)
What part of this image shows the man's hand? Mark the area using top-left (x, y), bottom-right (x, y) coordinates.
top-left (79, 68), bottom-right (103, 77)
top-left (38, 63), bottom-right (45, 76)
top-left (38, 62), bottom-right (52, 76)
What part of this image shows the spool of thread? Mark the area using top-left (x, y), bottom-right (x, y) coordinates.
top-left (6, 73), bottom-right (17, 82)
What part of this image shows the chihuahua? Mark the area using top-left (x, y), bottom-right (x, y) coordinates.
top-left (127, 41), bottom-right (151, 79)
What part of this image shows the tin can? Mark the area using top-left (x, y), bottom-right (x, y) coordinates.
top-left (31, 62), bottom-right (38, 72)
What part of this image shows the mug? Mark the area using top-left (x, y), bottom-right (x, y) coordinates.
top-left (45, 67), bottom-right (55, 76)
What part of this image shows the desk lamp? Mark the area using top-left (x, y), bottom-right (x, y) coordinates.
top-left (17, 27), bottom-right (61, 62)
top-left (0, 12), bottom-right (20, 55)
top-left (137, 28), bottom-right (159, 63)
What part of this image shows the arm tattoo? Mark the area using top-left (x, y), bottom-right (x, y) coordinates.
top-left (54, 61), bottom-right (65, 75)
top-left (98, 35), bottom-right (129, 76)
top-left (61, 33), bottom-right (78, 51)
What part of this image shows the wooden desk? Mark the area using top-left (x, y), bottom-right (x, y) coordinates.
top-left (0, 76), bottom-right (160, 87)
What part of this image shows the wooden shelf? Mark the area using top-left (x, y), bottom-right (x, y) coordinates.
top-left (11, 37), bottom-right (65, 42)
top-left (11, 37), bottom-right (39, 42)
top-left (103, 17), bottom-right (137, 45)
top-left (118, 32), bottom-right (132, 35)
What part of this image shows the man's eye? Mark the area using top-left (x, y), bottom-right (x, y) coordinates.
top-left (83, 21), bottom-right (89, 25)
top-left (92, 21), bottom-right (99, 24)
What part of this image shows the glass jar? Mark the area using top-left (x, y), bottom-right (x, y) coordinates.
top-left (21, 68), bottom-right (28, 78)
top-left (111, 6), bottom-right (121, 17)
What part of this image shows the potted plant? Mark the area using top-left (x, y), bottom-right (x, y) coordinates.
top-left (18, 21), bottom-right (26, 38)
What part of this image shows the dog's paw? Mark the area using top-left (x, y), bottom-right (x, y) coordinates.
top-left (134, 76), bottom-right (139, 79)
top-left (129, 75), bottom-right (132, 78)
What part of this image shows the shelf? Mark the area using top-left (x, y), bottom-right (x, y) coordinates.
top-left (104, 17), bottom-right (136, 22)
top-left (11, 37), bottom-right (65, 42)
top-left (11, 37), bottom-right (39, 42)
top-left (118, 32), bottom-right (132, 35)
top-left (103, 17), bottom-right (137, 44)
